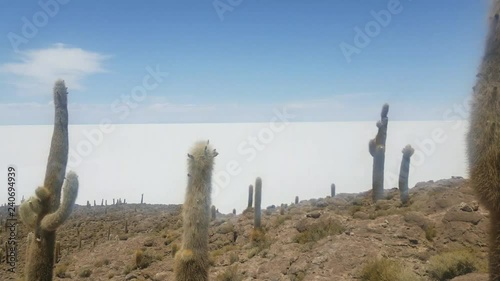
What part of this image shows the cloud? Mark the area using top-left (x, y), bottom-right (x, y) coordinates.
top-left (0, 43), bottom-right (109, 95)
top-left (0, 92), bottom-right (462, 125)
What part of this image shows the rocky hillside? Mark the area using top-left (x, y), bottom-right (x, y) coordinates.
top-left (0, 177), bottom-right (491, 281)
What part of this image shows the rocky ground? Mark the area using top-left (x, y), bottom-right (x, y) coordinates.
top-left (0, 177), bottom-right (492, 281)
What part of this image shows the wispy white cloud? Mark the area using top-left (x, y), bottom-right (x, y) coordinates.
top-left (0, 92), bottom-right (460, 125)
top-left (0, 43), bottom-right (109, 96)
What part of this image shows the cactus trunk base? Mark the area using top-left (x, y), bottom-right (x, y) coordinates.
top-left (25, 231), bottom-right (56, 281)
top-left (174, 249), bottom-right (209, 281)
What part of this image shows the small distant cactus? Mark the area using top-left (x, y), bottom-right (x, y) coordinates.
top-left (467, 1), bottom-right (500, 279)
top-left (5, 240), bottom-right (9, 263)
top-left (55, 241), bottom-right (61, 263)
top-left (295, 196), bottom-right (299, 204)
top-left (254, 177), bottom-right (262, 230)
top-left (369, 103), bottom-right (389, 202)
top-left (247, 185), bottom-right (253, 209)
top-left (174, 140), bottom-right (218, 281)
top-left (398, 145), bottom-right (414, 205)
top-left (331, 183), bottom-right (336, 197)
top-left (211, 205), bottom-right (216, 221)
top-left (18, 80), bottom-right (79, 281)
top-left (141, 194), bottom-right (144, 204)
top-left (232, 209), bottom-right (236, 215)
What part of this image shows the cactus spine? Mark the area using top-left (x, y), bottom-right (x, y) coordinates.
top-left (254, 178), bottom-right (262, 229)
top-left (247, 185), bottom-right (253, 209)
top-left (19, 80), bottom-right (79, 281)
top-left (369, 103), bottom-right (389, 202)
top-left (331, 183), bottom-right (336, 197)
top-left (174, 140), bottom-right (218, 281)
top-left (467, 2), bottom-right (500, 279)
top-left (398, 145), bottom-right (414, 205)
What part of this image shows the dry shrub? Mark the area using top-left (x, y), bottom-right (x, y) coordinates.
top-left (428, 250), bottom-right (479, 281)
top-left (360, 258), bottom-right (422, 281)
top-left (54, 264), bottom-right (67, 278)
top-left (293, 218), bottom-right (344, 244)
top-left (135, 249), bottom-right (153, 269)
top-left (216, 265), bottom-right (243, 281)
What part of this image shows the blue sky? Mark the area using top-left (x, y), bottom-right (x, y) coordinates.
top-left (0, 0), bottom-right (490, 124)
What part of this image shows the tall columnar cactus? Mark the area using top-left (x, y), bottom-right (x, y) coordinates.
top-left (369, 103), bottom-right (389, 202)
top-left (295, 196), bottom-right (299, 204)
top-left (331, 183), bottom-right (336, 197)
top-left (467, 2), bottom-right (500, 279)
top-left (174, 140), bottom-right (218, 281)
top-left (398, 145), bottom-right (414, 205)
top-left (18, 80), bottom-right (79, 281)
top-left (254, 177), bottom-right (262, 229)
top-left (247, 185), bottom-right (254, 209)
